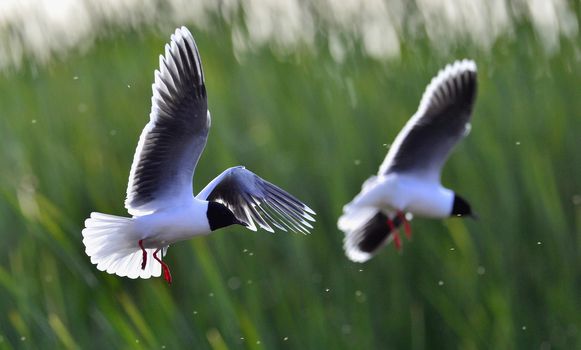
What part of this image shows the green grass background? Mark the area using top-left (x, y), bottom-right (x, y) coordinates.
top-left (0, 7), bottom-right (580, 350)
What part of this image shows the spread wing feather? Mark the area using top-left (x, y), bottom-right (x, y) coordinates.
top-left (125, 27), bottom-right (209, 215)
top-left (196, 166), bottom-right (316, 234)
top-left (379, 60), bottom-right (478, 182)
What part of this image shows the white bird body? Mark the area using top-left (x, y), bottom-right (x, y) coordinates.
top-left (133, 199), bottom-right (211, 248)
top-left (82, 27), bottom-right (315, 282)
top-left (344, 174), bottom-right (454, 219)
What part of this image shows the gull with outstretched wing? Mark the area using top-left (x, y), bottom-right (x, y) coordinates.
top-left (82, 27), bottom-right (315, 283)
top-left (339, 60), bottom-right (478, 262)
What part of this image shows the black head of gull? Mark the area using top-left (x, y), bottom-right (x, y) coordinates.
top-left (82, 27), bottom-right (315, 284)
top-left (207, 201), bottom-right (248, 230)
top-left (451, 194), bottom-right (477, 219)
top-left (339, 59), bottom-right (478, 263)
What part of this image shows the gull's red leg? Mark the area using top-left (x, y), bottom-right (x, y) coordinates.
top-left (153, 249), bottom-right (172, 285)
top-left (138, 239), bottom-right (147, 270)
top-left (387, 219), bottom-right (402, 251)
top-left (397, 211), bottom-right (412, 240)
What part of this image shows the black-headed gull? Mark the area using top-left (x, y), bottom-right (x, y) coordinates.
top-left (338, 60), bottom-right (478, 262)
top-left (82, 27), bottom-right (315, 283)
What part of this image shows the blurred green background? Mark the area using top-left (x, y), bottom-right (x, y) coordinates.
top-left (0, 1), bottom-right (580, 349)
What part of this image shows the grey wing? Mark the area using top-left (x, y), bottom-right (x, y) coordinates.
top-left (379, 60), bottom-right (478, 181)
top-left (343, 210), bottom-right (402, 263)
top-left (196, 166), bottom-right (316, 234)
top-left (125, 27), bottom-right (209, 215)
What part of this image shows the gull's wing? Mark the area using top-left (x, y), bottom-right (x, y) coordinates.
top-left (341, 210), bottom-right (402, 263)
top-left (196, 166), bottom-right (316, 234)
top-left (125, 27), bottom-right (209, 215)
top-left (378, 60), bottom-right (478, 182)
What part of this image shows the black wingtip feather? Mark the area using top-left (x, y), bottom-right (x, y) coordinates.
top-left (424, 60), bottom-right (477, 117)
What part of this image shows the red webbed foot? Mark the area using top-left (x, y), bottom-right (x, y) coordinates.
top-left (387, 218), bottom-right (402, 251)
top-left (397, 211), bottom-right (412, 240)
top-left (138, 239), bottom-right (147, 270)
top-left (153, 249), bottom-right (172, 285)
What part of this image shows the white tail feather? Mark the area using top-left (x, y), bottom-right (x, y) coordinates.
top-left (339, 207), bottom-right (378, 263)
top-left (338, 205), bottom-right (377, 233)
top-left (339, 205), bottom-right (396, 263)
top-left (82, 212), bottom-right (161, 279)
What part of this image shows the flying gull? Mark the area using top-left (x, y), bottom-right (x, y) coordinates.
top-left (82, 27), bottom-right (316, 283)
top-left (338, 60), bottom-right (478, 262)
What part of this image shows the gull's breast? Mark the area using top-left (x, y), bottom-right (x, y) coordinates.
top-left (401, 181), bottom-right (454, 218)
top-left (134, 200), bottom-right (211, 247)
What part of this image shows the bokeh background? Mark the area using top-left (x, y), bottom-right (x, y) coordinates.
top-left (0, 0), bottom-right (580, 348)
